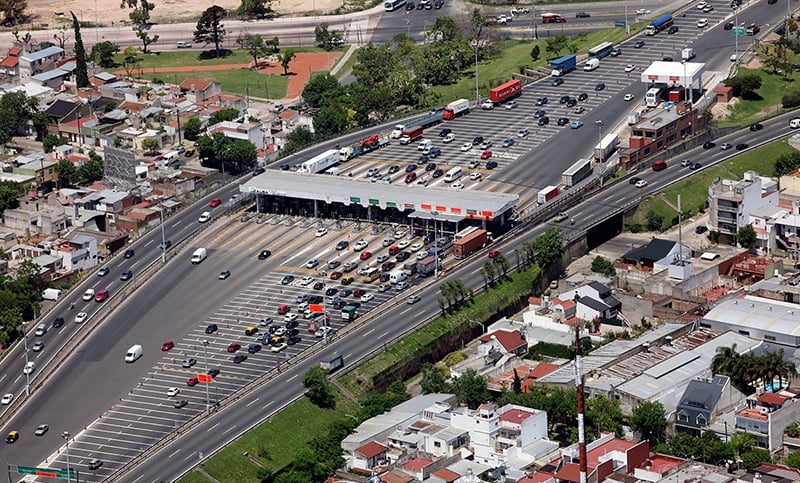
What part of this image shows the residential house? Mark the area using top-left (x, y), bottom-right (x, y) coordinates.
top-left (207, 120), bottom-right (265, 149)
top-left (558, 281), bottom-right (622, 322)
top-left (179, 78), bottom-right (221, 103)
top-left (18, 46), bottom-right (64, 79)
top-left (708, 171), bottom-right (779, 245)
top-left (53, 234), bottom-right (99, 271)
top-left (15, 156), bottom-right (58, 186)
top-left (735, 390), bottom-right (800, 453)
top-left (0, 46), bottom-right (21, 78)
top-left (486, 361), bottom-right (560, 394)
top-left (30, 68), bottom-right (70, 89)
top-left (557, 432), bottom-right (650, 483)
top-left (477, 329), bottom-right (528, 359)
top-left (352, 441), bottom-right (389, 471)
top-left (675, 375), bottom-right (742, 437)
top-left (3, 206), bottom-right (67, 236)
top-left (622, 238), bottom-right (691, 271)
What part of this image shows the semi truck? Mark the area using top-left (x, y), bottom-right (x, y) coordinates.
top-left (338, 134), bottom-right (390, 161)
top-left (537, 185), bottom-right (560, 204)
top-left (296, 149), bottom-right (339, 174)
top-left (391, 124), bottom-right (405, 139)
top-left (489, 79), bottom-right (522, 104)
top-left (452, 229), bottom-right (488, 259)
top-left (645, 13), bottom-right (673, 35)
top-left (443, 99), bottom-right (470, 120)
top-left (319, 355), bottom-right (344, 371)
top-left (594, 133), bottom-right (620, 161)
top-left (417, 255), bottom-right (437, 277)
top-left (414, 111), bottom-right (444, 129)
top-left (399, 125), bottom-right (424, 145)
top-left (562, 158), bottom-right (593, 187)
top-left (541, 12), bottom-right (566, 23)
top-left (550, 54), bottom-right (577, 76)
top-left (668, 86), bottom-right (686, 102)
top-left (341, 305), bottom-right (357, 322)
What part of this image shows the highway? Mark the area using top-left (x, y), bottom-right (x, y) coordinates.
top-left (0, 0), bottom-right (794, 480)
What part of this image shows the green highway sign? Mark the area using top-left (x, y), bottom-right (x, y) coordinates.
top-left (732, 27), bottom-right (745, 35)
top-left (17, 465), bottom-right (76, 478)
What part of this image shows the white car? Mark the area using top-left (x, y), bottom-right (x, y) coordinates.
top-left (75, 312), bottom-right (88, 323)
top-left (82, 288), bottom-right (95, 301)
top-left (198, 211), bottom-right (211, 223)
top-left (410, 242), bottom-right (424, 252)
top-left (300, 276), bottom-right (314, 286)
top-left (354, 239), bottom-right (368, 251)
top-left (407, 295), bottom-right (421, 304)
top-left (167, 387), bottom-right (180, 397)
top-left (443, 133), bottom-right (456, 143)
top-left (305, 258), bottom-right (319, 269)
top-left (624, 64), bottom-right (636, 73)
top-left (635, 179), bottom-right (648, 188)
top-left (23, 361), bottom-right (35, 375)
top-left (451, 183), bottom-right (465, 190)
top-left (271, 342), bottom-right (288, 352)
top-left (517, 128), bottom-right (529, 138)
top-left (315, 227), bottom-right (328, 237)
top-left (285, 313), bottom-right (298, 323)
top-left (314, 326), bottom-right (336, 338)
top-left (460, 143), bottom-right (473, 152)
top-left (468, 160), bottom-right (480, 169)
top-left (624, 93), bottom-right (635, 102)
top-left (790, 118), bottom-right (800, 129)
top-left (416, 251), bottom-right (428, 260)
top-left (469, 172), bottom-right (482, 181)
top-left (505, 100), bottom-right (518, 110)
top-left (696, 1), bottom-right (707, 8)
top-left (697, 18), bottom-right (708, 28)
top-left (636, 8), bottom-right (650, 14)
top-left (1, 393), bottom-right (13, 405)
top-left (360, 293), bottom-right (374, 303)
top-left (397, 240), bottom-right (410, 249)
top-left (702, 4), bottom-right (713, 12)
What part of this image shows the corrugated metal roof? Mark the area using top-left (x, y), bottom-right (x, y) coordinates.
top-left (704, 295), bottom-right (800, 336)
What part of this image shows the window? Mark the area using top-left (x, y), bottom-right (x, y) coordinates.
top-left (696, 414), bottom-right (707, 426)
top-left (677, 411), bottom-right (688, 422)
top-left (434, 441), bottom-right (441, 448)
top-left (667, 134), bottom-right (676, 144)
top-left (739, 330), bottom-right (750, 336)
top-left (765, 335), bottom-right (776, 341)
top-left (644, 147), bottom-right (651, 156)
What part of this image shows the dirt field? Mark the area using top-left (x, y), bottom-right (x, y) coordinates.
top-left (27, 0), bottom-right (343, 26)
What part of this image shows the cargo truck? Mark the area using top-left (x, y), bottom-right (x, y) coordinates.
top-left (550, 54), bottom-right (577, 76)
top-left (681, 48), bottom-right (695, 60)
top-left (338, 134), bottom-right (390, 161)
top-left (391, 124), bottom-right (405, 139)
top-left (414, 111), bottom-right (444, 129)
top-left (341, 305), bottom-right (357, 322)
top-left (452, 229), bottom-right (488, 259)
top-left (537, 185), bottom-right (560, 204)
top-left (443, 99), bottom-right (470, 120)
top-left (645, 13), bottom-right (673, 35)
top-left (417, 255), bottom-right (437, 277)
top-left (399, 126), bottom-right (424, 145)
top-left (489, 79), bottom-right (522, 104)
top-left (319, 355), bottom-right (344, 371)
top-left (668, 87), bottom-right (686, 102)
top-left (594, 133), bottom-right (620, 161)
top-left (296, 149), bottom-right (340, 174)
top-left (562, 158), bottom-right (593, 187)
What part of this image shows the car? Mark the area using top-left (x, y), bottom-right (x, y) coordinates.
top-left (488, 249), bottom-right (500, 259)
top-left (697, 1), bottom-right (707, 8)
top-left (198, 211), bottom-right (211, 223)
top-left (376, 254), bottom-right (389, 263)
top-left (703, 141), bottom-right (716, 149)
top-left (397, 240), bottom-right (410, 250)
top-left (6, 431), bottom-right (18, 444)
top-left (668, 25), bottom-right (679, 34)
top-left (226, 343), bottom-right (241, 353)
top-left (1, 394), bottom-right (13, 405)
top-left (624, 93), bottom-right (635, 102)
top-left (724, 21), bottom-right (734, 30)
top-left (174, 399), bottom-right (188, 409)
top-left (538, 116), bottom-right (550, 126)
top-left (161, 340), bottom-right (175, 351)
top-left (438, 127), bottom-right (452, 137)
top-left (441, 132), bottom-right (456, 143)
top-left (387, 165), bottom-right (400, 176)
top-left (325, 287), bottom-right (339, 296)
top-left (662, 56), bottom-right (673, 62)
top-left (574, 106), bottom-right (586, 115)
top-left (518, 128), bottom-right (529, 138)
top-left (416, 1), bottom-right (423, 8)
top-left (34, 424), bottom-right (49, 436)
top-left (695, 225), bottom-right (709, 234)
top-left (280, 275), bottom-right (295, 286)
top-left (258, 249), bottom-right (272, 260)
top-left (74, 312), bottom-right (88, 323)
top-left (315, 326), bottom-right (336, 338)
top-left (570, 120), bottom-right (584, 129)
top-left (551, 77), bottom-right (564, 87)
top-left (82, 288), bottom-right (95, 301)
top-left (305, 258), bottom-right (319, 269)
top-left (535, 97), bottom-right (548, 106)
top-left (460, 142), bottom-right (473, 152)
top-left (53, 316), bottom-right (64, 328)
top-left (416, 251), bottom-right (428, 260)
top-left (690, 162), bottom-right (702, 170)
top-left (410, 242), bottom-right (424, 252)
top-left (480, 140), bottom-right (492, 149)
top-left (566, 98), bottom-right (577, 108)
top-left (624, 64), bottom-right (636, 73)
top-left (405, 1), bottom-right (414, 8)
top-left (120, 269), bottom-right (133, 281)
top-left (680, 159), bottom-right (694, 168)
top-left (205, 323), bottom-right (218, 334)
top-left (486, 160), bottom-right (498, 170)
top-left (327, 260), bottom-right (341, 270)
top-left (553, 212), bottom-right (569, 222)
top-left (209, 198), bottom-right (222, 207)
top-left (425, 162), bottom-right (436, 172)
top-left (34, 323), bottom-right (47, 336)
top-left (635, 179), bottom-right (648, 188)
top-left (697, 18), bottom-right (708, 28)
top-left (629, 177), bottom-right (641, 185)
top-left (595, 83), bottom-right (606, 91)
top-left (94, 290), bottom-right (109, 302)
top-left (577, 92), bottom-right (589, 102)
top-left (207, 368), bottom-right (220, 378)
top-left (167, 387), bottom-right (180, 397)
top-left (335, 241), bottom-right (350, 251)
top-left (634, 40), bottom-right (645, 49)
top-left (557, 117), bottom-right (569, 126)
top-left (472, 135), bottom-right (484, 145)
top-left (233, 354), bottom-right (248, 363)
top-left (408, 163), bottom-right (420, 172)
top-left (480, 150), bottom-right (493, 160)
top-left (469, 172), bottom-right (482, 181)
top-left (750, 123), bottom-right (763, 131)
top-left (313, 281), bottom-right (325, 290)
top-left (703, 4), bottom-right (714, 12)
top-left (359, 251), bottom-right (372, 260)
top-left (271, 342), bottom-right (288, 352)
top-left (187, 376), bottom-right (199, 386)
top-left (315, 226), bottom-right (328, 238)
top-left (451, 182), bottom-right (465, 190)
top-left (97, 266), bottom-right (110, 277)
top-left (248, 343), bottom-right (262, 354)
top-left (576, 11), bottom-right (590, 18)
top-left (181, 357), bottom-right (197, 368)
top-left (559, 95), bottom-right (571, 105)
top-left (502, 138), bottom-right (515, 148)
top-left (360, 293), bottom-right (374, 303)
top-left (534, 109), bottom-right (546, 118)
top-left (736, 143), bottom-right (749, 150)
top-left (23, 361), bottom-right (35, 375)
top-left (123, 249), bottom-right (135, 260)
top-left (218, 270), bottom-right (231, 280)
top-left (159, 240), bottom-right (173, 250)
top-left (353, 239), bottom-right (369, 251)
top-left (343, 262), bottom-right (358, 272)
top-left (720, 143), bottom-right (733, 150)
top-left (330, 271), bottom-right (343, 280)
top-left (32, 341), bottom-right (44, 352)
top-left (610, 47), bottom-right (622, 56)
top-left (366, 167), bottom-right (379, 177)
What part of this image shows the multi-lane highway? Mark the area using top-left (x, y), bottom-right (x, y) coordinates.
top-left (0, 0), bottom-right (796, 480)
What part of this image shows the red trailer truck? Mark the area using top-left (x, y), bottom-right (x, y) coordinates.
top-left (399, 125), bottom-right (424, 145)
top-left (452, 229), bottom-right (488, 259)
top-left (489, 80), bottom-right (522, 104)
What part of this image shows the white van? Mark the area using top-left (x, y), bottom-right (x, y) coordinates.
top-left (418, 139), bottom-right (432, 151)
top-left (42, 288), bottom-right (61, 301)
top-left (584, 58), bottom-right (600, 71)
top-left (444, 166), bottom-right (462, 183)
top-left (162, 150), bottom-right (180, 164)
top-left (389, 270), bottom-right (407, 284)
top-left (191, 247), bottom-right (207, 264)
top-left (791, 118), bottom-right (800, 129)
top-left (125, 344), bottom-right (143, 363)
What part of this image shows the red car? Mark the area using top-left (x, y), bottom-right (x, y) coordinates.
top-left (313, 281), bottom-right (325, 290)
top-left (161, 340), bottom-right (175, 351)
top-left (330, 271), bottom-right (343, 280)
top-left (209, 198), bottom-right (222, 207)
top-left (94, 290), bottom-right (109, 302)
top-left (488, 249), bottom-right (500, 259)
top-left (481, 150), bottom-right (493, 159)
top-left (381, 261), bottom-right (396, 271)
top-left (187, 376), bottom-right (198, 386)
top-left (227, 343), bottom-right (241, 353)
top-left (360, 251), bottom-right (372, 260)
top-left (353, 288), bottom-right (366, 297)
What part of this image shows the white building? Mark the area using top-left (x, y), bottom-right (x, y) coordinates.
top-left (708, 171), bottom-right (779, 244)
top-left (207, 120), bottom-right (265, 149)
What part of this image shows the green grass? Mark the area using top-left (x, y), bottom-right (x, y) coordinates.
top-left (630, 138), bottom-right (797, 230)
top-left (333, 45), bottom-right (358, 80)
top-left (180, 393), bottom-right (361, 483)
top-left (719, 67), bottom-right (800, 126)
top-left (116, 47), bottom-right (323, 69)
top-left (136, 69), bottom-right (289, 100)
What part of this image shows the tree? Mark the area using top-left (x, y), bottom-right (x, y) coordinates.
top-left (141, 137), bottom-right (160, 154)
top-left (53, 29), bottom-right (69, 49)
top-left (591, 256), bottom-right (616, 276)
top-left (737, 224), bottom-right (757, 250)
top-left (0, 180), bottom-right (19, 214)
top-left (511, 369), bottom-right (522, 394)
top-left (182, 116), bottom-right (202, 141)
top-left (742, 448), bottom-right (770, 469)
top-left (42, 133), bottom-right (68, 153)
top-left (31, 111), bottom-right (49, 141)
top-left (313, 105), bottom-right (348, 138)
top-left (534, 228), bottom-right (564, 268)
top-left (208, 108), bottom-right (239, 126)
top-left (280, 49), bottom-right (296, 75)
top-left (630, 401), bottom-right (667, 445)
top-left (586, 395), bottom-right (623, 437)
top-left (0, 90), bottom-right (37, 145)
top-left (451, 368), bottom-right (488, 409)
top-left (56, 159), bottom-right (77, 187)
top-left (237, 33), bottom-right (266, 69)
top-left (420, 363), bottom-right (448, 394)
top-left (302, 366), bottom-right (335, 408)
top-left (739, 73), bottom-right (762, 98)
top-left (302, 73), bottom-right (343, 109)
top-left (0, 0), bottom-right (27, 25)
top-left (775, 151), bottom-right (800, 177)
top-left (646, 209), bottom-right (664, 232)
top-left (785, 450), bottom-right (800, 469)
top-left (194, 5), bottom-right (227, 58)
top-left (282, 126), bottom-right (314, 155)
top-left (77, 151), bottom-right (104, 184)
top-left (530, 44), bottom-right (541, 62)
top-left (71, 11), bottom-right (89, 88)
top-left (430, 16), bottom-right (461, 41)
top-left (545, 34), bottom-right (571, 58)
top-left (121, 0), bottom-right (159, 53)
top-left (265, 35), bottom-right (280, 53)
top-left (91, 41), bottom-right (120, 68)
top-left (237, 0), bottom-right (272, 18)
top-left (121, 46), bottom-right (140, 78)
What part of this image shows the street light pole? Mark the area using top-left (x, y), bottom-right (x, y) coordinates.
top-left (682, 60), bottom-right (689, 103)
top-left (20, 322), bottom-right (29, 396)
top-left (202, 340), bottom-right (211, 412)
top-left (62, 431), bottom-right (71, 483)
top-left (595, 120), bottom-right (604, 163)
top-left (474, 45), bottom-right (480, 106)
top-left (432, 211), bottom-right (439, 278)
top-left (159, 201), bottom-right (167, 264)
top-left (625, 0), bottom-right (629, 35)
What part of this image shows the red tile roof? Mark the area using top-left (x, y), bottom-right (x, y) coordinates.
top-left (0, 55), bottom-right (18, 68)
top-left (758, 392), bottom-right (790, 405)
top-left (555, 462), bottom-right (582, 483)
top-left (499, 407), bottom-right (535, 425)
top-left (402, 457), bottom-right (432, 472)
top-left (355, 441), bottom-right (388, 459)
top-left (180, 78), bottom-right (214, 92)
top-left (9, 47), bottom-right (21, 56)
top-left (380, 470), bottom-right (414, 483)
top-left (586, 438), bottom-right (636, 468)
top-left (119, 101), bottom-right (146, 112)
top-left (431, 468), bottom-right (460, 482)
top-left (479, 329), bottom-right (526, 352)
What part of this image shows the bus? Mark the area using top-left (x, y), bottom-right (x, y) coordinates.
top-left (384, 0), bottom-right (406, 11)
top-left (588, 41), bottom-right (614, 59)
top-left (541, 13), bottom-right (566, 23)
top-left (645, 87), bottom-right (664, 107)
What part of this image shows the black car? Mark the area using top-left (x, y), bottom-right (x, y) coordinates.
top-left (309, 295), bottom-right (323, 304)
top-left (120, 269), bottom-right (133, 281)
top-left (578, 92), bottom-right (588, 101)
top-left (690, 163), bottom-right (702, 170)
top-left (662, 56), bottom-right (673, 62)
top-left (405, 164), bottom-right (417, 173)
top-left (253, 167), bottom-right (266, 175)
top-left (703, 141), bottom-right (716, 149)
top-left (534, 109), bottom-right (546, 118)
top-left (335, 241), bottom-right (349, 251)
top-left (123, 249), bottom-right (135, 258)
top-left (736, 143), bottom-right (749, 150)
top-left (575, 11), bottom-right (590, 18)
top-left (551, 78), bottom-right (564, 87)
top-left (538, 116), bottom-right (549, 126)
top-left (668, 25), bottom-right (679, 34)
top-left (472, 136), bottom-right (483, 145)
top-left (629, 176), bottom-right (641, 185)
top-left (485, 160), bottom-right (498, 169)
top-left (207, 368), bottom-right (220, 377)
top-left (535, 96), bottom-right (548, 106)
top-left (388, 165), bottom-right (399, 175)
top-left (768, 0), bottom-right (778, 4)
top-left (258, 250), bottom-right (272, 260)
top-left (557, 117), bottom-right (569, 126)
top-left (52, 317), bottom-right (64, 328)
top-left (205, 324), bottom-right (218, 334)
top-left (432, 169), bottom-right (444, 178)
top-left (428, 147), bottom-right (441, 158)
top-left (724, 21), bottom-right (734, 30)
top-left (405, 1), bottom-right (414, 8)
top-left (559, 95), bottom-right (571, 104)
top-left (325, 287), bottom-right (338, 296)
top-left (248, 344), bottom-right (262, 354)
top-left (566, 98), bottom-right (577, 107)
top-left (279, 163), bottom-right (290, 170)
top-left (287, 335), bottom-right (302, 345)
top-left (396, 251), bottom-right (410, 262)
top-left (425, 162), bottom-right (436, 171)
top-left (416, 1), bottom-right (424, 8)
top-left (416, 155), bottom-right (428, 165)
top-left (695, 225), bottom-right (709, 234)
top-left (595, 83), bottom-right (606, 91)
top-left (233, 354), bottom-right (247, 363)
top-left (750, 123), bottom-right (763, 131)
top-left (281, 275), bottom-right (294, 285)
top-left (634, 40), bottom-right (645, 48)
top-left (434, 0), bottom-right (443, 7)
top-left (159, 240), bottom-right (172, 250)
top-left (439, 128), bottom-right (451, 137)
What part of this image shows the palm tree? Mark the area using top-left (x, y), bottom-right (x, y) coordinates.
top-left (479, 268), bottom-right (488, 289)
top-left (513, 248), bottom-right (522, 269)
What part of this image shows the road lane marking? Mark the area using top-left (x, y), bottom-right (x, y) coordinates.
top-left (362, 328), bottom-right (375, 337)
top-left (133, 475), bottom-right (145, 483)
top-left (246, 397), bottom-right (259, 407)
top-left (169, 448), bottom-right (181, 458)
top-left (416, 310), bottom-right (426, 317)
top-left (380, 331), bottom-right (389, 339)
top-left (207, 423), bottom-right (220, 432)
top-left (144, 239), bottom-right (153, 247)
top-left (223, 425), bottom-right (236, 435)
top-left (172, 219), bottom-right (182, 227)
top-left (262, 400), bottom-right (275, 410)
top-left (345, 353), bottom-right (352, 359)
